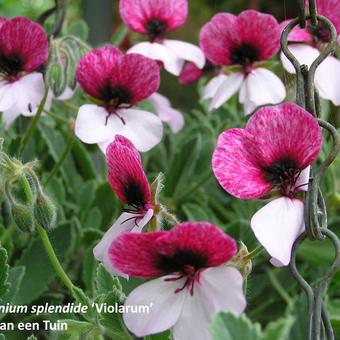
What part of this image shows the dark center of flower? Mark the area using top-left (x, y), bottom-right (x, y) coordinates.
top-left (263, 158), bottom-right (302, 198)
top-left (122, 178), bottom-right (147, 209)
top-left (308, 22), bottom-right (331, 43)
top-left (0, 54), bottom-right (24, 78)
top-left (157, 250), bottom-right (207, 295)
top-left (230, 43), bottom-right (260, 66)
top-left (146, 19), bottom-right (167, 41)
top-left (100, 84), bottom-right (132, 108)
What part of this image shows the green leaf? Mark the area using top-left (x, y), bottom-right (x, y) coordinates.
top-left (27, 336), bottom-right (37, 340)
top-left (0, 266), bottom-right (25, 320)
top-left (82, 248), bottom-right (98, 296)
top-left (262, 317), bottom-right (294, 340)
top-left (83, 208), bottom-right (102, 229)
top-left (209, 312), bottom-right (261, 340)
top-left (66, 20), bottom-right (89, 40)
top-left (0, 247), bottom-right (10, 299)
top-left (59, 319), bottom-right (98, 339)
top-left (95, 265), bottom-right (124, 301)
top-left (71, 286), bottom-right (96, 322)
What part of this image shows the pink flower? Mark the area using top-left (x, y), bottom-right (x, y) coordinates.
top-left (212, 103), bottom-right (322, 266)
top-left (120, 0), bottom-right (205, 76)
top-left (280, 0), bottom-right (340, 105)
top-left (199, 10), bottom-right (286, 114)
top-left (179, 63), bottom-right (204, 84)
top-left (75, 46), bottom-right (163, 152)
top-left (93, 135), bottom-right (154, 276)
top-left (109, 222), bottom-right (246, 338)
top-left (147, 92), bottom-right (184, 133)
top-left (0, 17), bottom-right (48, 128)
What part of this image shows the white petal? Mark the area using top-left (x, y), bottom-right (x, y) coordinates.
top-left (315, 55), bottom-right (340, 106)
top-left (239, 68), bottom-right (286, 115)
top-left (75, 104), bottom-right (113, 144)
top-left (2, 108), bottom-right (21, 128)
top-left (163, 39), bottom-right (205, 69)
top-left (209, 72), bottom-right (243, 110)
top-left (148, 93), bottom-right (184, 133)
top-left (201, 74), bottom-right (228, 101)
top-left (172, 289), bottom-right (211, 340)
top-left (123, 276), bottom-right (187, 337)
top-left (93, 210), bottom-right (153, 277)
top-left (199, 266), bottom-right (246, 316)
top-left (57, 87), bottom-right (75, 101)
top-left (251, 197), bottom-right (305, 266)
top-left (295, 166), bottom-right (310, 192)
top-left (16, 73), bottom-right (45, 115)
top-left (280, 44), bottom-right (320, 74)
top-left (112, 108), bottom-right (163, 152)
top-left (128, 42), bottom-right (184, 76)
top-left (0, 81), bottom-right (16, 112)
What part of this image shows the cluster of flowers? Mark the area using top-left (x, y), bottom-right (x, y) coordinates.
top-left (0, 0), bottom-right (337, 338)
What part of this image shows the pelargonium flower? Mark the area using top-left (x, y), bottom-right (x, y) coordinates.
top-left (75, 46), bottom-right (163, 152)
top-left (200, 10), bottom-right (286, 114)
top-left (0, 17), bottom-right (48, 128)
top-left (120, 0), bottom-right (205, 76)
top-left (148, 92), bottom-right (184, 133)
top-left (212, 103), bottom-right (322, 266)
top-left (109, 222), bottom-right (246, 338)
top-left (280, 0), bottom-right (340, 105)
top-left (93, 135), bottom-right (154, 276)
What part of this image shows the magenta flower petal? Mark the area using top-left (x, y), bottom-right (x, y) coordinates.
top-left (119, 0), bottom-right (188, 34)
top-left (110, 53), bottom-right (160, 104)
top-left (244, 103), bottom-right (322, 169)
top-left (280, 20), bottom-right (312, 43)
top-left (200, 10), bottom-right (280, 66)
top-left (316, 0), bottom-right (340, 34)
top-left (109, 221), bottom-right (237, 278)
top-left (76, 46), bottom-right (123, 99)
top-left (179, 62), bottom-right (204, 84)
top-left (106, 135), bottom-right (152, 207)
top-left (0, 17), bottom-right (48, 72)
top-left (200, 13), bottom-right (237, 66)
top-left (212, 129), bottom-right (272, 199)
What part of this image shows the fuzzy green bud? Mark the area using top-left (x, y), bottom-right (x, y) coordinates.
top-left (34, 194), bottom-right (56, 230)
top-left (11, 204), bottom-right (34, 233)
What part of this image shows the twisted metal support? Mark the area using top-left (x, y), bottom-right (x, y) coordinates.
top-left (281, 1), bottom-right (340, 339)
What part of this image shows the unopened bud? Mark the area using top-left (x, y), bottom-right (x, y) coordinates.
top-left (11, 204), bottom-right (34, 233)
top-left (34, 194), bottom-right (56, 230)
top-left (46, 61), bottom-right (67, 97)
top-left (230, 242), bottom-right (252, 278)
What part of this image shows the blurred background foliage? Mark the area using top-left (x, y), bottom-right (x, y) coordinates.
top-left (0, 0), bottom-right (339, 340)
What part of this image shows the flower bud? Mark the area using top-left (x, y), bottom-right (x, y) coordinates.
top-left (11, 204), bottom-right (34, 233)
top-left (230, 242), bottom-right (252, 278)
top-left (34, 194), bottom-right (56, 230)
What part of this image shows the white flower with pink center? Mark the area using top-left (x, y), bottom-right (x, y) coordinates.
top-left (0, 17), bottom-right (48, 128)
top-left (119, 0), bottom-right (205, 76)
top-left (280, 0), bottom-right (340, 105)
top-left (75, 46), bottom-right (163, 152)
top-left (199, 10), bottom-right (286, 114)
top-left (212, 103), bottom-right (322, 266)
top-left (93, 135), bottom-right (154, 277)
top-left (108, 222), bottom-right (246, 339)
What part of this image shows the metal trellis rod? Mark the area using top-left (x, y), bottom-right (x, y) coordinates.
top-left (281, 1), bottom-right (340, 339)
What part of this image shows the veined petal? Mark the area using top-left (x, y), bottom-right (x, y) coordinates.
top-left (250, 197), bottom-right (305, 266)
top-left (163, 40), bottom-right (205, 69)
top-left (209, 72), bottom-right (243, 110)
top-left (295, 166), bottom-right (310, 192)
top-left (123, 276), bottom-right (187, 337)
top-left (128, 42), bottom-right (184, 76)
top-left (202, 74), bottom-right (228, 101)
top-left (239, 68), bottom-right (286, 115)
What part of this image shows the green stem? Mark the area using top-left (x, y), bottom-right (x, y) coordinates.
top-left (44, 133), bottom-right (74, 186)
top-left (18, 86), bottom-right (49, 156)
top-left (245, 245), bottom-right (264, 260)
top-left (36, 224), bottom-right (74, 291)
